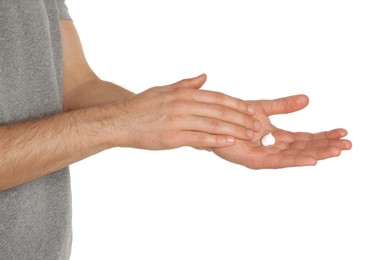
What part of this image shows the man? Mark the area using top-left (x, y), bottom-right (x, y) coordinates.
top-left (0, 0), bottom-right (351, 259)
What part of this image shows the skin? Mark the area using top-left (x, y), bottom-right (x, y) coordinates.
top-left (212, 95), bottom-right (352, 169)
top-left (0, 20), bottom-right (351, 191)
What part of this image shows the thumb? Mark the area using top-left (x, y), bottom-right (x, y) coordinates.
top-left (173, 74), bottom-right (207, 89)
top-left (260, 94), bottom-right (310, 116)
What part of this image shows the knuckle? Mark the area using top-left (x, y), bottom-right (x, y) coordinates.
top-left (176, 78), bottom-right (189, 88)
top-left (214, 92), bottom-right (225, 103)
top-left (217, 105), bottom-right (228, 117)
top-left (208, 119), bottom-right (221, 131)
top-left (214, 135), bottom-right (222, 146)
top-left (174, 86), bottom-right (192, 96)
top-left (150, 86), bottom-right (164, 93)
top-left (163, 133), bottom-right (177, 147)
top-left (162, 131), bottom-right (184, 149)
top-left (237, 99), bottom-right (247, 111)
top-left (166, 114), bottom-right (184, 123)
top-left (195, 133), bottom-right (207, 145)
top-left (282, 100), bottom-right (290, 113)
top-left (239, 114), bottom-right (250, 124)
top-left (170, 98), bottom-right (189, 109)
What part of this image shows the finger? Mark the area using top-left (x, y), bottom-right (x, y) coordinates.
top-left (289, 139), bottom-right (352, 151)
top-left (257, 153), bottom-right (317, 169)
top-left (312, 128), bottom-right (348, 140)
top-left (179, 115), bottom-right (256, 141)
top-left (282, 146), bottom-right (342, 161)
top-left (191, 89), bottom-right (256, 115)
top-left (177, 131), bottom-right (236, 148)
top-left (172, 74), bottom-right (207, 89)
top-left (295, 129), bottom-right (347, 141)
top-left (308, 146), bottom-right (342, 160)
top-left (274, 128), bottom-right (350, 143)
top-left (259, 94), bottom-right (309, 116)
top-left (184, 102), bottom-right (261, 131)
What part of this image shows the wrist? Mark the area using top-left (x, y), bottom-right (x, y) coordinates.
top-left (97, 100), bottom-right (132, 149)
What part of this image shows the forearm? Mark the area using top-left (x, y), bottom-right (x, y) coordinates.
top-left (64, 76), bottom-right (134, 111)
top-left (0, 104), bottom-right (117, 191)
top-left (1, 77), bottom-right (132, 191)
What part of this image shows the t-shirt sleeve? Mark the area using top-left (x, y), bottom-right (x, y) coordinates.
top-left (57, 0), bottom-right (72, 20)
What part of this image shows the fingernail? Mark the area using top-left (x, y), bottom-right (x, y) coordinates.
top-left (254, 120), bottom-right (262, 131)
top-left (247, 129), bottom-right (254, 139)
top-left (248, 105), bottom-right (256, 114)
top-left (225, 136), bottom-right (235, 143)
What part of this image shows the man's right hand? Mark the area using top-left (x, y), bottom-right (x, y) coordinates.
top-left (109, 74), bottom-right (262, 150)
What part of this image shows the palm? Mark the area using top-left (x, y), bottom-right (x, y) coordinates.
top-left (212, 95), bottom-right (352, 169)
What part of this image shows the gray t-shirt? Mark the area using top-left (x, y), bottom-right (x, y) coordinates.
top-left (0, 0), bottom-right (73, 259)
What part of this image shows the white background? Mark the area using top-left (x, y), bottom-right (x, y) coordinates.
top-left (67, 1), bottom-right (365, 259)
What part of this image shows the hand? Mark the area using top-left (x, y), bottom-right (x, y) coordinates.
top-left (212, 95), bottom-right (352, 169)
top-left (113, 74), bottom-right (262, 150)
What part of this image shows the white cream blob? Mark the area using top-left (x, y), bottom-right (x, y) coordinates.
top-left (261, 133), bottom-right (276, 146)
